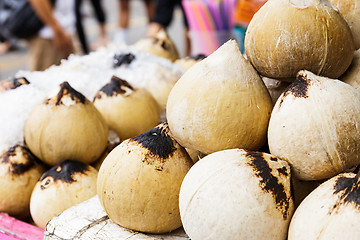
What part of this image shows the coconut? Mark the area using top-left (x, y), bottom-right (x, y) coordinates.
top-left (327, 0), bottom-right (360, 50)
top-left (288, 171), bottom-right (360, 239)
top-left (0, 77), bottom-right (30, 93)
top-left (179, 149), bottom-right (294, 240)
top-left (24, 82), bottom-right (109, 166)
top-left (133, 29), bottom-right (179, 62)
top-left (341, 49), bottom-right (360, 89)
top-left (0, 145), bottom-right (45, 218)
top-left (30, 160), bottom-right (98, 229)
top-left (244, 0), bottom-right (355, 79)
top-left (268, 70), bottom-right (360, 180)
top-left (93, 76), bottom-right (161, 141)
top-left (166, 40), bottom-right (273, 154)
top-left (97, 122), bottom-right (193, 233)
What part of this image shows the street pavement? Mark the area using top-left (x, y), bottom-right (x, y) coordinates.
top-left (0, 0), bottom-right (186, 80)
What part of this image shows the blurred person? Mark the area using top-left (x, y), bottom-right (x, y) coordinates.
top-left (75, 0), bottom-right (108, 54)
top-left (113, 0), bottom-right (155, 44)
top-left (146, 0), bottom-right (190, 56)
top-left (28, 0), bottom-right (76, 71)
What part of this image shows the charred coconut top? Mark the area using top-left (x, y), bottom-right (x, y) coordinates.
top-left (94, 76), bottom-right (134, 99)
top-left (46, 82), bottom-right (86, 106)
top-left (39, 160), bottom-right (89, 188)
top-left (246, 151), bottom-right (292, 220)
top-left (113, 53), bottom-right (136, 68)
top-left (0, 145), bottom-right (39, 175)
top-left (279, 71), bottom-right (311, 107)
top-left (131, 123), bottom-right (177, 160)
top-left (331, 173), bottom-right (360, 212)
top-left (0, 77), bottom-right (30, 93)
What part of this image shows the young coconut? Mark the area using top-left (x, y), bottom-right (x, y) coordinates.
top-left (133, 29), bottom-right (179, 62)
top-left (97, 122), bottom-right (193, 234)
top-left (268, 70), bottom-right (360, 181)
top-left (179, 149), bottom-right (294, 240)
top-left (244, 0), bottom-right (355, 79)
top-left (24, 81), bottom-right (109, 166)
top-left (166, 40), bottom-right (273, 154)
top-left (93, 76), bottom-right (161, 141)
top-left (327, 0), bottom-right (360, 50)
top-left (0, 77), bottom-right (30, 93)
top-left (174, 54), bottom-right (206, 71)
top-left (341, 49), bottom-right (360, 89)
top-left (30, 160), bottom-right (98, 229)
top-left (288, 171), bottom-right (360, 239)
top-left (0, 145), bottom-right (46, 218)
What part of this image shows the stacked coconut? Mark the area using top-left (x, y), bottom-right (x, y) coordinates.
top-left (0, 30), bottom-right (187, 229)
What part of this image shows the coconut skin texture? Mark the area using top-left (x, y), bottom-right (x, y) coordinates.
top-left (244, 0), bottom-right (355, 79)
top-left (288, 172), bottom-right (360, 239)
top-left (268, 70), bottom-right (360, 181)
top-left (166, 40), bottom-right (273, 154)
top-left (97, 123), bottom-right (193, 234)
top-left (327, 0), bottom-right (360, 50)
top-left (133, 29), bottom-right (179, 62)
top-left (342, 49), bottom-right (360, 89)
top-left (93, 76), bottom-right (161, 141)
top-left (24, 82), bottom-right (109, 166)
top-left (0, 145), bottom-right (46, 218)
top-left (30, 160), bottom-right (98, 229)
top-left (179, 149), bottom-right (294, 240)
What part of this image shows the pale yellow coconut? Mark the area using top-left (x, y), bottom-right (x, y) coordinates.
top-left (179, 149), bottom-right (294, 240)
top-left (97, 123), bottom-right (193, 233)
top-left (245, 0), bottom-right (355, 79)
top-left (133, 29), bottom-right (179, 62)
top-left (268, 70), bottom-right (360, 180)
top-left (24, 82), bottom-right (109, 166)
top-left (30, 160), bottom-right (98, 229)
top-left (166, 40), bottom-right (273, 154)
top-left (0, 145), bottom-right (45, 218)
top-left (327, 0), bottom-right (360, 49)
top-left (288, 172), bottom-right (360, 239)
top-left (341, 49), bottom-right (360, 89)
top-left (174, 54), bottom-right (206, 71)
top-left (93, 76), bottom-right (161, 141)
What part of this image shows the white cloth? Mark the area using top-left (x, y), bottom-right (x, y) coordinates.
top-left (39, 0), bottom-right (76, 39)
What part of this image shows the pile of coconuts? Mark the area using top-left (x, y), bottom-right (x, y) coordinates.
top-left (2, 0), bottom-right (360, 238)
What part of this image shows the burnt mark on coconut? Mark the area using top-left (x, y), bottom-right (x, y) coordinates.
top-left (0, 145), bottom-right (39, 175)
top-left (131, 123), bottom-right (177, 161)
top-left (279, 72), bottom-right (310, 107)
top-left (94, 76), bottom-right (134, 99)
top-left (39, 160), bottom-right (89, 187)
top-left (113, 53), bottom-right (136, 68)
top-left (246, 151), bottom-right (291, 220)
top-left (191, 54), bottom-right (206, 61)
top-left (330, 173), bottom-right (360, 213)
top-left (47, 82), bottom-right (86, 105)
top-left (0, 77), bottom-right (30, 93)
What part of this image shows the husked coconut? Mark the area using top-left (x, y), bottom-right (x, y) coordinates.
top-left (245, 0), bottom-right (355, 79)
top-left (30, 160), bottom-right (98, 229)
top-left (24, 82), bottom-right (109, 166)
top-left (0, 77), bottom-right (29, 93)
top-left (268, 70), bottom-right (360, 180)
top-left (97, 123), bottom-right (193, 233)
top-left (179, 149), bottom-right (294, 240)
top-left (0, 145), bottom-right (45, 218)
top-left (133, 29), bottom-right (179, 62)
top-left (327, 0), bottom-right (360, 50)
top-left (166, 40), bottom-right (273, 154)
top-left (288, 171), bottom-right (360, 239)
top-left (93, 76), bottom-right (161, 140)
top-left (341, 49), bottom-right (360, 89)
